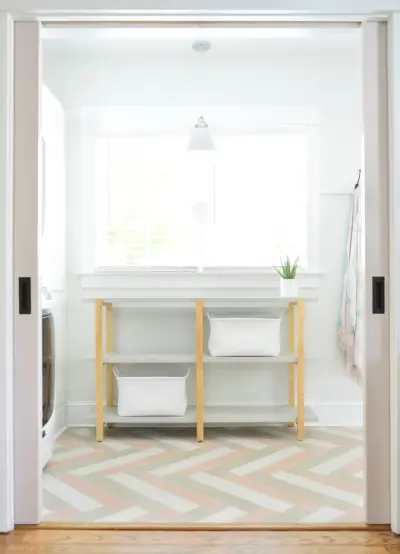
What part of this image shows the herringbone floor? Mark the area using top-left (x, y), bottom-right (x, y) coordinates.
top-left (42, 426), bottom-right (364, 524)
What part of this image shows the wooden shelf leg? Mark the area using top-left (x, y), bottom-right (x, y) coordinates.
top-left (288, 303), bottom-right (296, 427)
top-left (297, 299), bottom-right (305, 441)
top-left (196, 299), bottom-right (204, 442)
top-left (95, 298), bottom-right (104, 442)
top-left (106, 304), bottom-right (114, 409)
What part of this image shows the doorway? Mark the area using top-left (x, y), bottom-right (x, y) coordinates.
top-left (11, 19), bottom-right (390, 526)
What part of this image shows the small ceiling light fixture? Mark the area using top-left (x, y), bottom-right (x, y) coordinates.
top-left (192, 40), bottom-right (212, 53)
top-left (188, 40), bottom-right (215, 152)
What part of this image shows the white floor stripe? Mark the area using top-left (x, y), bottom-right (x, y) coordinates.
top-left (110, 473), bottom-right (198, 514)
top-left (52, 447), bottom-right (94, 462)
top-left (354, 470), bottom-right (364, 479)
top-left (199, 507), bottom-right (246, 523)
top-left (96, 506), bottom-right (147, 523)
top-left (74, 428), bottom-right (133, 452)
top-left (321, 428), bottom-right (364, 441)
top-left (42, 474), bottom-right (102, 512)
top-left (231, 446), bottom-right (302, 476)
top-left (103, 439), bottom-right (134, 453)
top-left (193, 472), bottom-right (293, 513)
top-left (72, 447), bottom-right (164, 476)
top-left (152, 447), bottom-right (233, 477)
top-left (311, 447), bottom-right (363, 475)
top-left (140, 430), bottom-right (201, 452)
top-left (72, 428), bottom-right (93, 438)
top-left (299, 506), bottom-right (345, 523)
top-left (305, 438), bottom-right (338, 449)
top-left (224, 437), bottom-right (268, 450)
top-left (273, 471), bottom-right (363, 507)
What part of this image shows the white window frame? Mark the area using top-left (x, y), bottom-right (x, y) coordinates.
top-left (80, 108), bottom-right (320, 273)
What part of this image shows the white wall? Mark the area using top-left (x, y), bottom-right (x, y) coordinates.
top-left (42, 86), bottom-right (68, 435)
top-left (43, 35), bottom-right (364, 425)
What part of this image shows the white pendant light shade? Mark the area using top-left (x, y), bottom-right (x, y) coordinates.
top-left (188, 116), bottom-right (215, 151)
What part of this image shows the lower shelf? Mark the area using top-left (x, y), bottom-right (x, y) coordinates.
top-left (103, 405), bottom-right (317, 426)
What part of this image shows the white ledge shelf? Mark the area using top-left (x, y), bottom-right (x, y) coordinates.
top-left (204, 354), bottom-right (297, 364)
top-left (103, 353), bottom-right (196, 364)
top-left (92, 297), bottom-right (300, 307)
top-left (101, 353), bottom-right (297, 364)
top-left (103, 406), bottom-right (196, 425)
top-left (103, 406), bottom-right (317, 426)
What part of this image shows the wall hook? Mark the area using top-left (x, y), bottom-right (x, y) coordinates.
top-left (355, 169), bottom-right (361, 190)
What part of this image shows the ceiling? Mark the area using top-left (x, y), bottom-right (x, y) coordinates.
top-left (42, 25), bottom-right (360, 55)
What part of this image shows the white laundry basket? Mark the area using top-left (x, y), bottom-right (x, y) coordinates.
top-left (208, 314), bottom-right (282, 357)
top-left (113, 366), bottom-right (190, 417)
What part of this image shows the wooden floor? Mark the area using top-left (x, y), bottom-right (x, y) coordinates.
top-left (1, 529), bottom-right (399, 554)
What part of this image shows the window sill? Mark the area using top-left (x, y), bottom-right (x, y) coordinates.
top-left (78, 268), bottom-right (324, 301)
top-left (91, 266), bottom-right (323, 275)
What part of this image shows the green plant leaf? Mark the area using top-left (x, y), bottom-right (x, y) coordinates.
top-left (274, 256), bottom-right (299, 279)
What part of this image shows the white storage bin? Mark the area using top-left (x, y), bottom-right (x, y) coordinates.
top-left (208, 315), bottom-right (282, 357)
top-left (113, 366), bottom-right (190, 417)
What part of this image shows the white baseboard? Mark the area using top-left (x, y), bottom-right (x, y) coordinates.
top-left (305, 403), bottom-right (363, 427)
top-left (67, 401), bottom-right (363, 428)
top-left (54, 403), bottom-right (68, 437)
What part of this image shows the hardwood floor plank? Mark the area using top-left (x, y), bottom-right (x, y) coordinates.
top-left (31, 524), bottom-right (391, 532)
top-left (1, 546), bottom-right (392, 554)
top-left (0, 529), bottom-right (397, 554)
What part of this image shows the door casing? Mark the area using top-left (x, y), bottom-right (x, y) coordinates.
top-left (2, 13), bottom-right (395, 529)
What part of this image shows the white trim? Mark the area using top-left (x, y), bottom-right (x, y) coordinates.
top-left (67, 400), bottom-right (363, 428)
top-left (55, 403), bottom-right (68, 438)
top-left (0, 0), bottom-right (396, 18)
top-left (388, 12), bottom-right (400, 536)
top-left (5, 5), bottom-right (392, 529)
top-left (0, 12), bottom-right (14, 534)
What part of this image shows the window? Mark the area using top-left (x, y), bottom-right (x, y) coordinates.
top-left (94, 130), bottom-right (309, 269)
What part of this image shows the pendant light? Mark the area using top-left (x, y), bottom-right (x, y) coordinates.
top-left (188, 116), bottom-right (215, 151)
top-left (187, 40), bottom-right (215, 152)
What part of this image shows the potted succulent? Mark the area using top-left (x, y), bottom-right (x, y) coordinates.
top-left (274, 256), bottom-right (299, 297)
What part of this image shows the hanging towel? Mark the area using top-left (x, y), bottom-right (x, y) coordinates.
top-left (338, 186), bottom-right (363, 383)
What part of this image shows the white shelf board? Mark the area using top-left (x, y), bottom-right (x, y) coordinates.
top-left (101, 353), bottom-right (297, 364)
top-left (203, 354), bottom-right (297, 364)
top-left (103, 406), bottom-right (197, 425)
top-left (204, 405), bottom-right (317, 424)
top-left (102, 405), bottom-right (317, 426)
top-left (103, 353), bottom-right (196, 364)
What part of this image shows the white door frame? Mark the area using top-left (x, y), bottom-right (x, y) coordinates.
top-left (388, 12), bottom-right (400, 535)
top-left (0, 11), bottom-right (14, 534)
top-left (1, 3), bottom-right (399, 530)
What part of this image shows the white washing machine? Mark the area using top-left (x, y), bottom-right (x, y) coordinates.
top-left (41, 286), bottom-right (56, 469)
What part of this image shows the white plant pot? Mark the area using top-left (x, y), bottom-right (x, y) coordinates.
top-left (280, 278), bottom-right (298, 298)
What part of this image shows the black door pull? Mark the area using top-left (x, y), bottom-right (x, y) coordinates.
top-left (19, 277), bottom-right (31, 315)
top-left (372, 276), bottom-right (385, 314)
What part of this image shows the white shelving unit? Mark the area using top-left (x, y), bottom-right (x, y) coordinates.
top-left (94, 297), bottom-right (313, 442)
